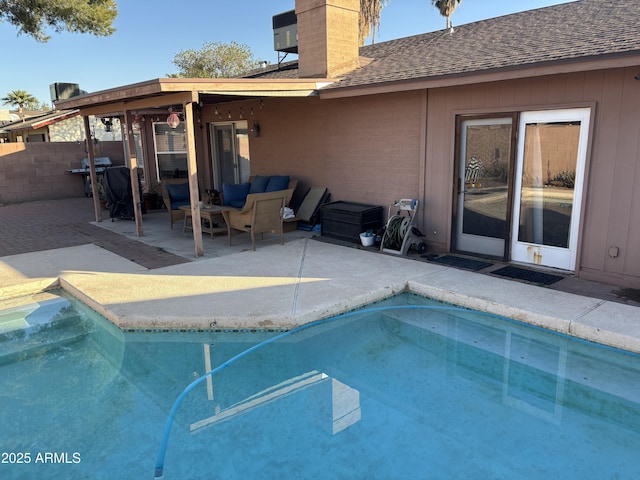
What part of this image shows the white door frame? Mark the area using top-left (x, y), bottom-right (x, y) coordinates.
top-left (456, 117), bottom-right (514, 257)
top-left (511, 108), bottom-right (591, 271)
top-left (210, 121), bottom-right (251, 190)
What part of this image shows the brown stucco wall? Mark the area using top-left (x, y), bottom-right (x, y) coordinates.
top-left (0, 141), bottom-right (125, 204)
top-left (237, 92), bottom-right (424, 209)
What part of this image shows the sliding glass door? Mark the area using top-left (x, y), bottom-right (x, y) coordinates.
top-left (210, 122), bottom-right (250, 189)
top-left (454, 108), bottom-right (591, 271)
top-left (455, 117), bottom-right (514, 257)
top-left (511, 109), bottom-right (591, 270)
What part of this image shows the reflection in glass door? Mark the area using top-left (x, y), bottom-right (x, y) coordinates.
top-left (210, 122), bottom-right (250, 189)
top-left (511, 109), bottom-right (591, 270)
top-left (456, 117), bottom-right (514, 257)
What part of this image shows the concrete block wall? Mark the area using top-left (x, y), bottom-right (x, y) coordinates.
top-left (0, 141), bottom-right (125, 204)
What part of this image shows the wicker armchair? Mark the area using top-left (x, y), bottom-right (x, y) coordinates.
top-left (222, 189), bottom-right (294, 251)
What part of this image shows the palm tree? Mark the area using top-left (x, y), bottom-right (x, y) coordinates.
top-left (432, 0), bottom-right (463, 30)
top-left (2, 90), bottom-right (37, 113)
top-left (359, 0), bottom-right (390, 46)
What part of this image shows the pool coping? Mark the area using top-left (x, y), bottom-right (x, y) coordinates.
top-left (2, 239), bottom-right (639, 354)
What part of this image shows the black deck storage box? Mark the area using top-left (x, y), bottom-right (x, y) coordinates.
top-left (321, 201), bottom-right (383, 243)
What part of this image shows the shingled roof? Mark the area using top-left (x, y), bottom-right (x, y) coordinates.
top-left (248, 0), bottom-right (640, 90)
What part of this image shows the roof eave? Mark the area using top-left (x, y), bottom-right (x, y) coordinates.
top-left (318, 52), bottom-right (640, 99)
top-left (31, 110), bottom-right (80, 129)
top-left (54, 78), bottom-right (336, 112)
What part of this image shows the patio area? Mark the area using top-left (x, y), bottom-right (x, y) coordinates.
top-left (1, 197), bottom-right (639, 354)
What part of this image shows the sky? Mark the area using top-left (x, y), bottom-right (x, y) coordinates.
top-left (1, 0), bottom-right (576, 108)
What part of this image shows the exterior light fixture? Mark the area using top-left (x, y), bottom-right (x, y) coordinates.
top-left (100, 117), bottom-right (113, 132)
top-left (167, 106), bottom-right (181, 129)
top-left (131, 115), bottom-right (142, 132)
top-left (250, 121), bottom-right (260, 137)
top-left (167, 113), bottom-right (180, 128)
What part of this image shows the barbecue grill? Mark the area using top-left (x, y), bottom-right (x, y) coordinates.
top-left (67, 157), bottom-right (112, 197)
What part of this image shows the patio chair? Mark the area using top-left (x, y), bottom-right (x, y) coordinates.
top-left (222, 189), bottom-right (294, 251)
top-left (160, 179), bottom-right (190, 228)
top-left (284, 186), bottom-right (329, 231)
top-left (160, 179), bottom-right (207, 229)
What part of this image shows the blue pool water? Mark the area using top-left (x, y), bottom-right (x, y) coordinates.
top-left (1, 291), bottom-right (640, 479)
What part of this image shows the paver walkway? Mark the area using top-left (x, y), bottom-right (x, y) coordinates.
top-left (0, 198), bottom-right (188, 269)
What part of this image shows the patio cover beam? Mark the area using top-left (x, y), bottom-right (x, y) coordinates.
top-left (73, 93), bottom-right (195, 117)
top-left (54, 79), bottom-right (334, 112)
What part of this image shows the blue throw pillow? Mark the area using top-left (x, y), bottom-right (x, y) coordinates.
top-left (249, 175), bottom-right (270, 194)
top-left (222, 182), bottom-right (250, 207)
top-left (265, 175), bottom-right (290, 192)
top-left (166, 183), bottom-right (190, 202)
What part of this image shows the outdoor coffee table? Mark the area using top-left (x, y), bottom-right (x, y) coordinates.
top-left (179, 204), bottom-right (228, 238)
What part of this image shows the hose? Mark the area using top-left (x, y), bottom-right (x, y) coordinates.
top-left (383, 216), bottom-right (412, 250)
top-left (382, 216), bottom-right (404, 250)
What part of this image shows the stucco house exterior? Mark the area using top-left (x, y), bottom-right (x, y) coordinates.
top-left (55, 0), bottom-right (640, 289)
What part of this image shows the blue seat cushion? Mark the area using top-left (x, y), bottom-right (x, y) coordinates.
top-left (171, 200), bottom-right (190, 210)
top-left (222, 182), bottom-right (250, 207)
top-left (249, 175), bottom-right (270, 194)
top-left (166, 183), bottom-right (190, 202)
top-left (265, 175), bottom-right (289, 192)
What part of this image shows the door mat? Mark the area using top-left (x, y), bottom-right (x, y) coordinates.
top-left (491, 266), bottom-right (564, 285)
top-left (423, 254), bottom-right (493, 271)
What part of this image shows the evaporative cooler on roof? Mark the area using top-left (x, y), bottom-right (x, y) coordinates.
top-left (273, 10), bottom-right (298, 53)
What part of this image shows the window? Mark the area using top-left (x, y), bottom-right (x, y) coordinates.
top-left (153, 122), bottom-right (187, 180)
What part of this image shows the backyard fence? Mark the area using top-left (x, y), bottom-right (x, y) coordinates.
top-left (0, 141), bottom-right (124, 204)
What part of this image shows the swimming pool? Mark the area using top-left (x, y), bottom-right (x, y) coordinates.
top-left (1, 291), bottom-right (640, 479)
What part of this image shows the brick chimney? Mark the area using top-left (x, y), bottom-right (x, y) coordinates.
top-left (295, 0), bottom-right (360, 78)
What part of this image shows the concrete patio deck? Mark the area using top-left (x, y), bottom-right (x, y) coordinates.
top-left (1, 197), bottom-right (639, 354)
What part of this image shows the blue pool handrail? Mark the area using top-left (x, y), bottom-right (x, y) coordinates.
top-left (153, 304), bottom-right (481, 479)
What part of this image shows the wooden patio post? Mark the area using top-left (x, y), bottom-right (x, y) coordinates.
top-left (82, 115), bottom-right (102, 222)
top-left (124, 110), bottom-right (144, 236)
top-left (184, 99), bottom-right (204, 257)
